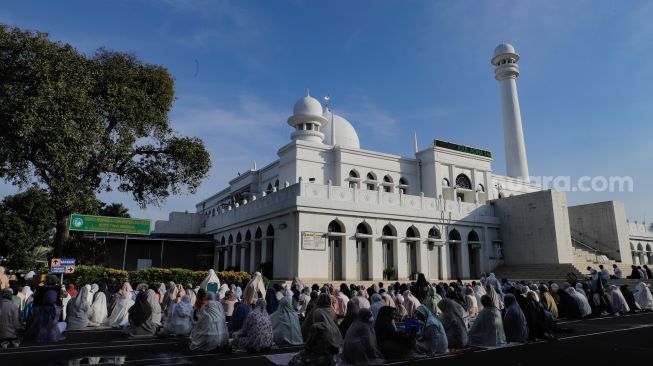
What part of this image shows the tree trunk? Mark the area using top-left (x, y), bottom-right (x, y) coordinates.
top-left (53, 213), bottom-right (70, 257)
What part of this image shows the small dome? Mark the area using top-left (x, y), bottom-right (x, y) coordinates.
top-left (322, 108), bottom-right (360, 149)
top-left (492, 43), bottom-right (519, 65)
top-left (293, 95), bottom-right (323, 117)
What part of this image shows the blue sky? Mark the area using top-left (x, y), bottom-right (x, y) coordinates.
top-left (1, 1), bottom-right (652, 223)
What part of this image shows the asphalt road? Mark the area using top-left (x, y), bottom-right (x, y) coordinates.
top-left (2, 312), bottom-right (653, 365)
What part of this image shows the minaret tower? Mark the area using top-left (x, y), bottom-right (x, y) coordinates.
top-left (287, 92), bottom-right (326, 143)
top-left (492, 43), bottom-right (530, 181)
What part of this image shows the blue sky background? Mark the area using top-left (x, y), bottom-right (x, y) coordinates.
top-left (1, 1), bottom-right (652, 224)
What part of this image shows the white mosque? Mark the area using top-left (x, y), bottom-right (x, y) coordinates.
top-left (155, 44), bottom-right (653, 281)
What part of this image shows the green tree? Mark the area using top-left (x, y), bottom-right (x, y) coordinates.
top-left (0, 187), bottom-right (55, 269)
top-left (0, 25), bottom-right (211, 256)
top-left (99, 203), bottom-right (130, 218)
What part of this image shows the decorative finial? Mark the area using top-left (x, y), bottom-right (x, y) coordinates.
top-left (413, 130), bottom-right (419, 154)
top-left (307, 88), bottom-right (310, 97)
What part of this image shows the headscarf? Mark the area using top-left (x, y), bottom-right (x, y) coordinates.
top-left (158, 283), bottom-right (166, 304)
top-left (165, 295), bottom-right (194, 335)
top-left (342, 308), bottom-right (384, 365)
top-left (403, 290), bottom-right (421, 317)
top-left (634, 282), bottom-right (653, 311)
top-left (242, 272), bottom-right (266, 305)
top-left (146, 289), bottom-right (162, 326)
top-left (422, 285), bottom-right (443, 316)
top-left (66, 283), bottom-right (78, 298)
top-left (575, 283), bottom-right (587, 298)
top-left (129, 291), bottom-right (153, 328)
top-left (265, 288), bottom-right (280, 314)
top-left (485, 284), bottom-right (503, 310)
top-left (415, 305), bottom-right (448, 355)
top-left (339, 300), bottom-right (359, 338)
top-left (437, 298), bottom-right (468, 348)
top-left (230, 301), bottom-right (250, 333)
top-left (66, 285), bottom-right (90, 330)
top-left (468, 295), bottom-right (506, 347)
top-left (189, 292), bottom-right (229, 351)
top-left (369, 293), bottom-right (384, 320)
top-left (503, 294), bottom-right (528, 343)
top-left (393, 294), bottom-right (408, 321)
top-left (566, 287), bottom-right (592, 317)
top-left (303, 294), bottom-right (342, 345)
top-left (271, 296), bottom-right (303, 345)
top-left (538, 285), bottom-right (558, 320)
top-left (200, 269), bottom-right (220, 291)
top-left (350, 293), bottom-right (371, 310)
top-left (233, 299), bottom-right (274, 351)
top-left (88, 292), bottom-right (108, 326)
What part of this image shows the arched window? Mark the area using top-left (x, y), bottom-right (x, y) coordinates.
top-left (245, 230), bottom-right (252, 242)
top-left (399, 177), bottom-right (408, 194)
top-left (266, 183), bottom-right (273, 193)
top-left (266, 224), bottom-right (275, 237)
top-left (498, 192), bottom-right (505, 199)
top-left (366, 172), bottom-right (377, 190)
top-left (468, 230), bottom-right (480, 242)
top-left (428, 227), bottom-right (441, 239)
top-left (274, 180), bottom-right (279, 190)
top-left (348, 170), bottom-right (359, 189)
top-left (356, 222), bottom-right (371, 235)
top-left (228, 234), bottom-right (233, 244)
top-left (220, 236), bottom-right (226, 245)
top-left (382, 224), bottom-right (396, 237)
top-left (477, 184), bottom-right (485, 192)
top-left (449, 229), bottom-right (461, 241)
top-left (383, 175), bottom-right (393, 193)
top-left (236, 232), bottom-right (242, 243)
top-left (406, 226), bottom-right (419, 238)
top-left (349, 170), bottom-right (359, 178)
top-left (255, 227), bottom-right (263, 239)
top-left (455, 174), bottom-right (472, 189)
top-left (442, 178), bottom-right (450, 187)
top-left (328, 220), bottom-right (344, 233)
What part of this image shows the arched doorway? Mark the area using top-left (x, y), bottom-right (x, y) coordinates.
top-left (254, 227), bottom-right (263, 272)
top-left (638, 243), bottom-right (645, 266)
top-left (244, 230), bottom-right (252, 272)
top-left (355, 222), bottom-right (371, 281)
top-left (448, 229), bottom-right (461, 279)
top-left (382, 224), bottom-right (397, 280)
top-left (647, 244), bottom-right (652, 266)
top-left (263, 225), bottom-right (274, 279)
top-left (406, 226), bottom-right (420, 279)
top-left (327, 220), bottom-right (345, 281)
top-left (467, 230), bottom-right (481, 279)
top-left (428, 227), bottom-right (443, 279)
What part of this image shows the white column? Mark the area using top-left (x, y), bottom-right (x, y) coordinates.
top-left (240, 247), bottom-right (247, 272)
top-left (372, 239), bottom-right (384, 281)
top-left (396, 240), bottom-right (408, 280)
top-left (250, 241), bottom-right (257, 273)
top-left (261, 238), bottom-right (269, 264)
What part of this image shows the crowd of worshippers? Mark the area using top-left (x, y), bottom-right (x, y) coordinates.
top-left (2, 266), bottom-right (653, 364)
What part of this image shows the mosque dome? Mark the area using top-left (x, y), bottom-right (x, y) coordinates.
top-left (492, 43), bottom-right (519, 65)
top-left (322, 108), bottom-right (360, 149)
top-left (293, 95), bottom-right (323, 117)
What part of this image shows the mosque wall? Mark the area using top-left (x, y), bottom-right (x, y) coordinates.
top-left (568, 201), bottom-right (631, 264)
top-left (493, 190), bottom-right (573, 265)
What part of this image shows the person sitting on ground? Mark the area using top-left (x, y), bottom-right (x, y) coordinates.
top-left (146, 289), bottom-right (162, 328)
top-left (644, 265), bottom-right (653, 279)
top-left (229, 300), bottom-right (250, 334)
top-left (189, 292), bottom-right (229, 351)
top-left (233, 299), bottom-right (274, 352)
top-left (465, 287), bottom-right (479, 317)
top-left (437, 297), bottom-right (468, 349)
top-left (608, 285), bottom-right (630, 315)
top-left (565, 285), bottom-right (592, 318)
top-left (374, 305), bottom-right (415, 359)
top-left (271, 296), bottom-right (303, 346)
top-left (612, 264), bottom-right (622, 279)
top-left (242, 272), bottom-right (267, 306)
top-left (66, 285), bottom-right (90, 330)
top-left (127, 291), bottom-right (157, 337)
top-left (349, 290), bottom-right (371, 310)
top-left (87, 291), bottom-right (108, 327)
top-left (403, 290), bottom-right (421, 317)
top-left (0, 289), bottom-right (22, 342)
top-left (627, 265), bottom-right (641, 279)
top-left (220, 290), bottom-right (237, 322)
top-left (342, 308), bottom-right (384, 365)
top-left (369, 293), bottom-right (384, 320)
top-left (66, 283), bottom-right (78, 298)
top-left (468, 295), bottom-right (506, 347)
top-left (523, 291), bottom-right (553, 340)
top-left (338, 300), bottom-right (359, 338)
top-left (25, 290), bottom-right (66, 342)
top-left (638, 266), bottom-right (648, 279)
top-left (105, 282), bottom-right (135, 328)
top-left (302, 293), bottom-right (337, 340)
top-left (265, 287), bottom-right (280, 314)
top-left (503, 293), bottom-right (528, 343)
top-left (415, 304), bottom-right (448, 355)
top-left (394, 294), bottom-right (408, 322)
top-left (288, 317), bottom-right (341, 366)
top-left (538, 284), bottom-right (558, 320)
top-left (634, 282), bottom-right (653, 311)
top-left (164, 295), bottom-right (194, 336)
top-left (555, 284), bottom-right (580, 319)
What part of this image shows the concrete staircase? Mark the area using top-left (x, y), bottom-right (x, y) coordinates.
top-left (492, 239), bottom-right (621, 281)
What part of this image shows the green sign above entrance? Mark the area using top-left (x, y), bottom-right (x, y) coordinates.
top-left (434, 140), bottom-right (492, 158)
top-left (69, 214), bottom-right (151, 235)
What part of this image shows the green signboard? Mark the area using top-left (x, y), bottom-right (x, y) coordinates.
top-left (434, 140), bottom-right (492, 158)
top-left (68, 214), bottom-right (151, 235)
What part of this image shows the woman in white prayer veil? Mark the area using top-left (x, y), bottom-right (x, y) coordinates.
top-left (89, 284), bottom-right (99, 303)
top-left (634, 282), bottom-right (653, 311)
top-left (189, 292), bottom-right (229, 351)
top-left (608, 285), bottom-right (630, 314)
top-left (66, 285), bottom-right (91, 330)
top-left (565, 287), bottom-right (591, 317)
top-left (105, 283), bottom-right (135, 328)
top-left (485, 284), bottom-right (504, 310)
top-left (218, 284), bottom-right (229, 300)
top-left (165, 295), bottom-right (194, 336)
top-left (146, 289), bottom-right (162, 327)
top-left (200, 269), bottom-right (220, 293)
top-left (84, 284), bottom-right (93, 306)
top-left (242, 272), bottom-right (267, 305)
top-left (88, 292), bottom-right (108, 327)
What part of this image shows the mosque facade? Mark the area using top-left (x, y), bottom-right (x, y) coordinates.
top-left (154, 44), bottom-right (652, 281)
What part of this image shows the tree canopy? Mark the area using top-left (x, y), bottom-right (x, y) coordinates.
top-left (0, 25), bottom-right (211, 255)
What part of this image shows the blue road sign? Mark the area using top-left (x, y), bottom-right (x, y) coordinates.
top-left (51, 266), bottom-right (66, 274)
